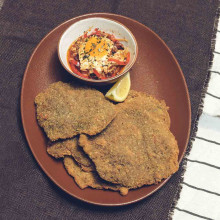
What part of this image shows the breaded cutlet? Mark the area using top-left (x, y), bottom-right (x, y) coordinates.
top-left (35, 81), bottom-right (117, 141)
top-left (79, 91), bottom-right (179, 189)
top-left (47, 138), bottom-right (95, 172)
top-left (63, 156), bottom-right (128, 195)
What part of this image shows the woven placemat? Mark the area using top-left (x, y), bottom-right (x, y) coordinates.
top-left (0, 0), bottom-right (219, 219)
top-left (168, 4), bottom-right (220, 219)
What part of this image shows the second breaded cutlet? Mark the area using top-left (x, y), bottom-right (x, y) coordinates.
top-left (125, 90), bottom-right (171, 127)
top-left (63, 156), bottom-right (128, 195)
top-left (47, 138), bottom-right (95, 172)
top-left (79, 91), bottom-right (179, 190)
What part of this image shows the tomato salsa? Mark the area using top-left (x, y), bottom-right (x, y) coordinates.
top-left (67, 28), bottom-right (130, 80)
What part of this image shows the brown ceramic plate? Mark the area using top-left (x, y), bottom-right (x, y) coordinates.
top-left (21, 13), bottom-right (191, 206)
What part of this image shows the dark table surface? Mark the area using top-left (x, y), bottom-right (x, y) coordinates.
top-left (0, 0), bottom-right (219, 219)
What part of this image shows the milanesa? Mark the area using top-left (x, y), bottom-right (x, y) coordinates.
top-left (79, 90), bottom-right (179, 190)
top-left (48, 140), bottom-right (128, 195)
top-left (47, 138), bottom-right (94, 172)
top-left (63, 156), bottom-right (128, 195)
top-left (35, 81), bottom-right (117, 141)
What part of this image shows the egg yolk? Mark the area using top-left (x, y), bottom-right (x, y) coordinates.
top-left (84, 36), bottom-right (111, 58)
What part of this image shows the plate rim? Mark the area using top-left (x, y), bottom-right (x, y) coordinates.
top-left (20, 12), bottom-right (191, 206)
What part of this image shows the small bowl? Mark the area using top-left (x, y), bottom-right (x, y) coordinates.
top-left (58, 17), bottom-right (138, 85)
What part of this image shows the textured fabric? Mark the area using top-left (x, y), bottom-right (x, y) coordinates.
top-left (173, 116), bottom-right (220, 220)
top-left (203, 34), bottom-right (220, 116)
top-left (172, 16), bottom-right (220, 220)
top-left (0, 0), bottom-right (219, 219)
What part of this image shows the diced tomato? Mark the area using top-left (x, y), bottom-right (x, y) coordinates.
top-left (126, 52), bottom-right (130, 64)
top-left (108, 58), bottom-right (126, 65)
top-left (107, 34), bottom-right (117, 42)
top-left (108, 52), bottom-right (130, 65)
top-left (69, 58), bottom-right (78, 66)
top-left (70, 64), bottom-right (88, 78)
top-left (93, 69), bottom-right (106, 79)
